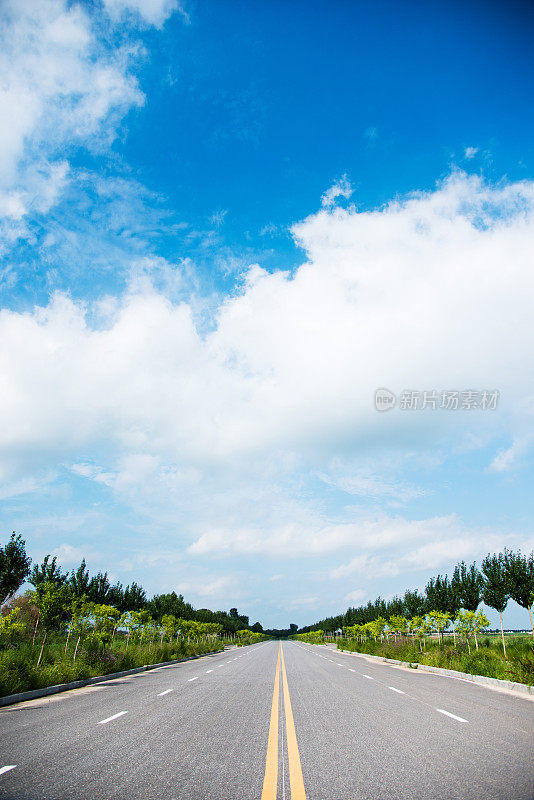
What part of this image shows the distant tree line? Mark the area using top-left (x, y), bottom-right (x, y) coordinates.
top-left (0, 533), bottom-right (259, 635)
top-left (298, 550), bottom-right (534, 640)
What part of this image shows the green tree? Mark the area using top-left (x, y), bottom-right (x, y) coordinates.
top-left (451, 561), bottom-right (484, 611)
top-left (504, 549), bottom-right (534, 635)
top-left (29, 555), bottom-right (67, 588)
top-left (482, 552), bottom-right (509, 658)
top-left (427, 610), bottom-right (451, 645)
top-left (367, 617), bottom-right (387, 641)
top-left (403, 590), bottom-right (426, 618)
top-left (425, 575), bottom-right (459, 616)
top-left (408, 615), bottom-right (430, 651)
top-left (69, 559), bottom-right (91, 597)
top-left (34, 581), bottom-right (73, 666)
top-left (388, 615), bottom-right (407, 642)
top-left (0, 607), bottom-right (26, 646)
top-left (0, 532), bottom-right (32, 604)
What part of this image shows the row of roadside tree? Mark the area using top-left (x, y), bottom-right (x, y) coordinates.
top-left (0, 533), bottom-right (267, 696)
top-left (298, 549), bottom-right (534, 656)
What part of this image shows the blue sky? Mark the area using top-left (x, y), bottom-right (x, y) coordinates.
top-left (1, 0), bottom-right (533, 628)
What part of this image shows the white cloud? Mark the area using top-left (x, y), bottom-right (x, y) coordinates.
top-left (50, 542), bottom-right (90, 566)
top-left (0, 0), bottom-right (184, 256)
top-left (464, 147), bottom-right (479, 159)
top-left (489, 435), bottom-right (533, 472)
top-left (321, 174), bottom-right (352, 207)
top-left (103, 0), bottom-right (185, 27)
top-left (1, 171), bottom-right (534, 588)
top-left (290, 596), bottom-right (320, 607)
top-left (2, 172), bottom-right (534, 477)
top-left (344, 589), bottom-right (368, 604)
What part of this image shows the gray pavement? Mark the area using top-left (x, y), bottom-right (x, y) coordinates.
top-left (0, 640), bottom-right (532, 799)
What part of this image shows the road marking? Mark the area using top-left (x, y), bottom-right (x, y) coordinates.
top-left (363, 674), bottom-right (374, 680)
top-left (280, 644), bottom-right (307, 799)
top-left (261, 644), bottom-right (281, 800)
top-left (206, 669), bottom-right (213, 673)
top-left (436, 709), bottom-right (468, 723)
top-left (188, 677), bottom-right (199, 682)
top-left (337, 663), bottom-right (344, 666)
top-left (157, 689), bottom-right (173, 696)
top-left (217, 664), bottom-right (224, 668)
top-left (227, 660), bottom-right (232, 663)
top-left (389, 687), bottom-right (405, 694)
top-left (0, 766), bottom-right (16, 776)
top-left (348, 668), bottom-right (356, 672)
top-left (98, 711), bottom-right (128, 725)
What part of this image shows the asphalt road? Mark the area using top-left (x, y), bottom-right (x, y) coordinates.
top-left (0, 640), bottom-right (532, 799)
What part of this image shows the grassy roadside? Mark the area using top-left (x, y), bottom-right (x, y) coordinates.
top-left (0, 638), bottom-right (224, 697)
top-left (334, 637), bottom-right (534, 685)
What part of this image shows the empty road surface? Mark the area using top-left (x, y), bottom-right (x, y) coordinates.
top-left (1, 640), bottom-right (533, 799)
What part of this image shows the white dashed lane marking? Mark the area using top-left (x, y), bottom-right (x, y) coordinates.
top-left (436, 709), bottom-right (468, 723)
top-left (0, 766), bottom-right (16, 776)
top-left (157, 689), bottom-right (173, 696)
top-left (98, 711), bottom-right (128, 725)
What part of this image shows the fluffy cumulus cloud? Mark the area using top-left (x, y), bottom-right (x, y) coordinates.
top-left (1, 173), bottom-right (534, 578)
top-left (103, 0), bottom-right (185, 27)
top-left (0, 0), bottom-right (172, 255)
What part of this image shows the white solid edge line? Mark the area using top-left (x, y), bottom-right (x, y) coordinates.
top-left (98, 711), bottom-right (128, 725)
top-left (188, 677), bottom-right (199, 681)
top-left (389, 687), bottom-right (405, 694)
top-left (0, 766), bottom-right (16, 776)
top-left (157, 689), bottom-right (173, 696)
top-left (436, 709), bottom-right (468, 723)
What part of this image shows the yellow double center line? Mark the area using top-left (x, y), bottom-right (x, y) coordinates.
top-left (261, 642), bottom-right (306, 800)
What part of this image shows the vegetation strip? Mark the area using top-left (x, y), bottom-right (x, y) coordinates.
top-left (328, 647), bottom-right (534, 695)
top-left (0, 649), bottom-right (224, 708)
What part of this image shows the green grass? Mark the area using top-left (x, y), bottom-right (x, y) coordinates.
top-left (0, 637), bottom-right (224, 697)
top-left (334, 636), bottom-right (534, 686)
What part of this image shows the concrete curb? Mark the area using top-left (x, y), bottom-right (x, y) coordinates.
top-left (323, 644), bottom-right (533, 696)
top-left (0, 648), bottom-right (225, 708)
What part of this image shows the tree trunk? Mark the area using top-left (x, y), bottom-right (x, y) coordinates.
top-left (73, 635), bottom-right (81, 663)
top-left (466, 637), bottom-right (471, 655)
top-left (499, 611), bottom-right (507, 659)
top-left (36, 631), bottom-right (47, 668)
top-left (32, 613), bottom-right (40, 647)
top-left (64, 628), bottom-right (72, 656)
top-left (474, 629), bottom-right (479, 651)
top-left (528, 605), bottom-right (534, 636)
